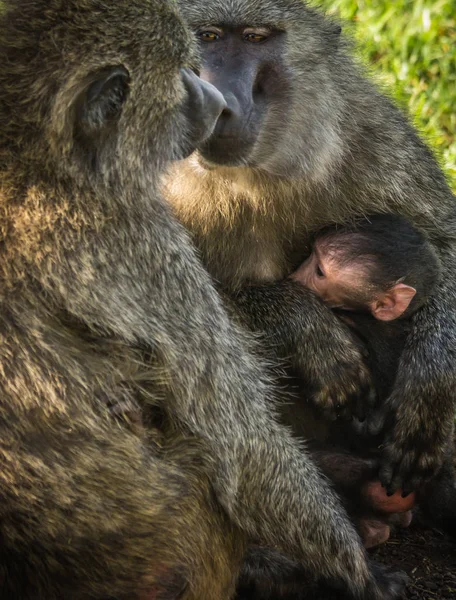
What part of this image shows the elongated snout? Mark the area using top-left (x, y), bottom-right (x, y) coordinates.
top-left (180, 68), bottom-right (226, 152)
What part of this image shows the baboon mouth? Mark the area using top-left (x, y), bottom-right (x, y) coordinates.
top-left (198, 136), bottom-right (254, 167)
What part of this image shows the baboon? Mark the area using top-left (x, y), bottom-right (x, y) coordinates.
top-left (287, 214), bottom-right (443, 546)
top-left (169, 0), bottom-right (456, 502)
top-left (0, 0), bottom-right (407, 599)
top-left (292, 214), bottom-right (441, 412)
top-left (164, 1), bottom-right (456, 594)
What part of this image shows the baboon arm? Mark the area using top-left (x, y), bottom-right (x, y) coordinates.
top-left (44, 225), bottom-right (380, 596)
top-left (230, 278), bottom-right (371, 420)
top-left (379, 246), bottom-right (456, 494)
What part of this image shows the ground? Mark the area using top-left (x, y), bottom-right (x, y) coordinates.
top-left (309, 515), bottom-right (456, 600)
top-left (372, 521), bottom-right (456, 600)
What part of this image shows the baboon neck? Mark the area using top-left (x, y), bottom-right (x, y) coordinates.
top-left (164, 155), bottom-right (307, 231)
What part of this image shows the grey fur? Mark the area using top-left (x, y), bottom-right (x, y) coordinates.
top-left (0, 0), bottom-right (405, 599)
top-left (168, 0), bottom-right (456, 494)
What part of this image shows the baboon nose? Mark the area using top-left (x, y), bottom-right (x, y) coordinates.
top-left (180, 68), bottom-right (227, 155)
top-left (181, 68), bottom-right (226, 124)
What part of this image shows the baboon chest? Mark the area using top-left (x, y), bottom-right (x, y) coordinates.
top-left (200, 219), bottom-right (312, 289)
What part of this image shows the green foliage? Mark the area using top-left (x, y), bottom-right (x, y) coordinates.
top-left (314, 0), bottom-right (456, 191)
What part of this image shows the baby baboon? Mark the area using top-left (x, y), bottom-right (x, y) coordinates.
top-left (292, 213), bottom-right (441, 411)
top-left (169, 0), bottom-right (456, 498)
top-left (291, 210), bottom-right (452, 548)
top-left (293, 214), bottom-right (440, 317)
top-left (270, 214), bottom-right (441, 536)
top-left (0, 1), bottom-right (406, 599)
top-left (289, 213), bottom-right (442, 546)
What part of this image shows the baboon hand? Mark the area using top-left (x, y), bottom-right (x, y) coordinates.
top-left (231, 280), bottom-right (373, 419)
top-left (367, 562), bottom-right (408, 600)
top-left (379, 431), bottom-right (447, 498)
top-left (378, 385), bottom-right (451, 496)
top-left (298, 331), bottom-right (373, 421)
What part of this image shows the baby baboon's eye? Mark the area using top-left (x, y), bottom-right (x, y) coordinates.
top-left (316, 265), bottom-right (325, 278)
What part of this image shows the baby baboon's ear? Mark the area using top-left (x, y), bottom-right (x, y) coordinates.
top-left (370, 283), bottom-right (417, 321)
top-left (77, 66), bottom-right (130, 137)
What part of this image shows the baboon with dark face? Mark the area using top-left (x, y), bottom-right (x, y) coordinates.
top-left (0, 1), bottom-right (407, 599)
top-left (165, 1), bottom-right (456, 595)
top-left (169, 0), bottom-right (456, 507)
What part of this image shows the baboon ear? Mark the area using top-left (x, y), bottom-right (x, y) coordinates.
top-left (77, 66), bottom-right (130, 135)
top-left (370, 283), bottom-right (416, 321)
top-left (325, 21), bottom-right (342, 48)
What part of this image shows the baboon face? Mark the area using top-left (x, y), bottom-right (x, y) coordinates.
top-left (178, 0), bottom-right (343, 176)
top-left (1, 0), bottom-right (225, 190)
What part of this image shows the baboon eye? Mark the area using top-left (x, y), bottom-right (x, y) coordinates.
top-left (197, 29), bottom-right (222, 42)
top-left (243, 28), bottom-right (271, 43)
top-left (244, 33), bottom-right (266, 43)
top-left (316, 265), bottom-right (325, 278)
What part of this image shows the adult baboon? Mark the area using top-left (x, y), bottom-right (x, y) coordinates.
top-left (169, 0), bottom-right (456, 498)
top-left (0, 0), bottom-right (406, 599)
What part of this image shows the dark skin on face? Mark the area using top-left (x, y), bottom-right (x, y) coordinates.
top-left (196, 25), bottom-right (291, 167)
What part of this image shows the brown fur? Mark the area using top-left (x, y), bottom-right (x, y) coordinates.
top-left (0, 1), bottom-right (408, 598)
top-left (169, 0), bottom-right (456, 493)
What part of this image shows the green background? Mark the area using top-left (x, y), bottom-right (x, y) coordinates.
top-left (314, 0), bottom-right (456, 192)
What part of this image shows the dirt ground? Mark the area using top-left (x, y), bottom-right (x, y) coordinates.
top-left (312, 517), bottom-right (456, 600)
top-left (237, 517), bottom-right (456, 600)
top-left (371, 519), bottom-right (456, 600)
